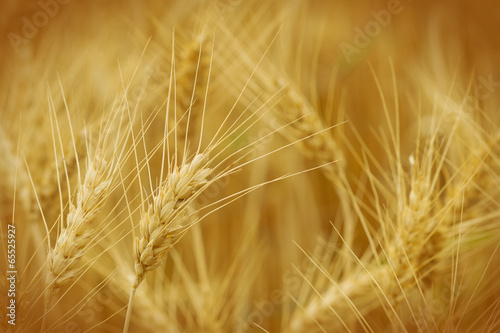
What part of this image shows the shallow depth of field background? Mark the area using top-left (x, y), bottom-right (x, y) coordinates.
top-left (1, 0), bottom-right (500, 332)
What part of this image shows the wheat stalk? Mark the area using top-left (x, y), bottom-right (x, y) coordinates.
top-left (173, 32), bottom-right (210, 143)
top-left (123, 152), bottom-right (212, 333)
top-left (287, 133), bottom-right (455, 332)
top-left (43, 148), bottom-right (115, 319)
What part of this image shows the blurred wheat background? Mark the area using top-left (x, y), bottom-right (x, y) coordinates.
top-left (1, 0), bottom-right (500, 332)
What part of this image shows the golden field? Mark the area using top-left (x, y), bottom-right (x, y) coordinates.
top-left (1, 0), bottom-right (500, 332)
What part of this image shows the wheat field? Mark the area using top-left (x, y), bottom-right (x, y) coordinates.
top-left (1, 0), bottom-right (500, 332)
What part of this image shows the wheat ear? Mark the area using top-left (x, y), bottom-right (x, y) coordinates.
top-left (43, 149), bottom-right (115, 315)
top-left (288, 137), bottom-right (452, 332)
top-left (162, 31), bottom-right (211, 150)
top-left (274, 79), bottom-right (343, 172)
top-left (123, 153), bottom-right (211, 333)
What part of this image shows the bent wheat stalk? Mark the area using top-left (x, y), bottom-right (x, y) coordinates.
top-left (123, 152), bottom-right (212, 333)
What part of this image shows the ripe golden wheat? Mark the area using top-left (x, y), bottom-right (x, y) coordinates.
top-left (1, 1), bottom-right (500, 332)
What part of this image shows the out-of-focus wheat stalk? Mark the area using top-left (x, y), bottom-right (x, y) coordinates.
top-left (173, 31), bottom-right (211, 144)
top-left (286, 91), bottom-right (500, 331)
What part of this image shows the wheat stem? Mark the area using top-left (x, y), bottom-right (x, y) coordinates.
top-left (123, 287), bottom-right (136, 333)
